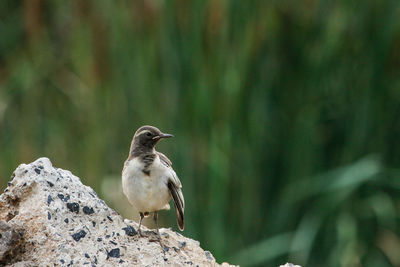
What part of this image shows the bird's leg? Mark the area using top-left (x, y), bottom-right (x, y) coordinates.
top-left (153, 211), bottom-right (164, 250)
top-left (138, 212), bottom-right (145, 237)
top-left (153, 211), bottom-right (161, 239)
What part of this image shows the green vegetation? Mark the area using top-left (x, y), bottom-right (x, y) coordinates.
top-left (1, 1), bottom-right (400, 266)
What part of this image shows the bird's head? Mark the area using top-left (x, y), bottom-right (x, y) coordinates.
top-left (132, 125), bottom-right (173, 150)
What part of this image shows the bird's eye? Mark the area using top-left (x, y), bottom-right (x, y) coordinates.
top-left (146, 132), bottom-right (152, 137)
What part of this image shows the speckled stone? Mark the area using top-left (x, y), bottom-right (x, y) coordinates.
top-left (0, 158), bottom-right (237, 266)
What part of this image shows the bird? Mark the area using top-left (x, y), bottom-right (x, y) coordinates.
top-left (122, 125), bottom-right (184, 248)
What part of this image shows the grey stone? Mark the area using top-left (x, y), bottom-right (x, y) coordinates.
top-left (0, 158), bottom-right (237, 266)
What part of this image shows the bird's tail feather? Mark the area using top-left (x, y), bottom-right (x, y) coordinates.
top-left (168, 181), bottom-right (185, 230)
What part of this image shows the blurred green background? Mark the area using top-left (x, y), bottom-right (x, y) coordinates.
top-left (1, 0), bottom-right (400, 266)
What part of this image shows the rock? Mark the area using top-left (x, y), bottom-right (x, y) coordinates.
top-left (0, 221), bottom-right (24, 263)
top-left (0, 158), bottom-right (236, 266)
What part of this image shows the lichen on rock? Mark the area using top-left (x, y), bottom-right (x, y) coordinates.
top-left (0, 158), bottom-right (235, 266)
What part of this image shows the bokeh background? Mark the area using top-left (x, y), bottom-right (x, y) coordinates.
top-left (1, 1), bottom-right (400, 266)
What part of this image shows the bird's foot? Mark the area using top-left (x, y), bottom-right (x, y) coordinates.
top-left (138, 228), bottom-right (144, 237)
top-left (149, 236), bottom-right (167, 253)
top-left (138, 230), bottom-right (154, 238)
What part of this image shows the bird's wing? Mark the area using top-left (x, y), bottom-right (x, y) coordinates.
top-left (157, 151), bottom-right (172, 167)
top-left (157, 152), bottom-right (185, 230)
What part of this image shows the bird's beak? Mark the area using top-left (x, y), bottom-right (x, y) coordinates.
top-left (153, 133), bottom-right (174, 140)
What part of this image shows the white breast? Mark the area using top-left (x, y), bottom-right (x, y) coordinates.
top-left (122, 156), bottom-right (172, 212)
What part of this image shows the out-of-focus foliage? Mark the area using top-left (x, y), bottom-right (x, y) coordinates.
top-left (1, 1), bottom-right (400, 266)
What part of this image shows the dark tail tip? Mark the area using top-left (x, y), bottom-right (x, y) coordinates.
top-left (178, 216), bottom-right (184, 231)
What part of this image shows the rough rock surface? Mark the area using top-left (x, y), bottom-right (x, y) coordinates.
top-left (0, 158), bottom-right (234, 266)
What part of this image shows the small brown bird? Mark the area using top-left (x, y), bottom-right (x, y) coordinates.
top-left (122, 125), bottom-right (184, 247)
